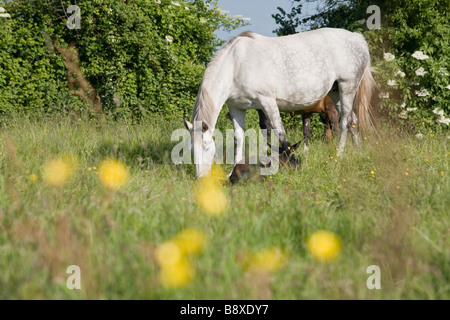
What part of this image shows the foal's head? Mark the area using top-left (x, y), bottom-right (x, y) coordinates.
top-left (271, 140), bottom-right (302, 168)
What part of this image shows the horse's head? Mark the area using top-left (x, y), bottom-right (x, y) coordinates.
top-left (269, 140), bottom-right (302, 169)
top-left (184, 119), bottom-right (216, 178)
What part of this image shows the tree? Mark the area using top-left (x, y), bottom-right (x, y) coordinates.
top-left (0, 0), bottom-right (246, 119)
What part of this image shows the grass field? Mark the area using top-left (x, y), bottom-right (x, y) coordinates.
top-left (0, 114), bottom-right (448, 299)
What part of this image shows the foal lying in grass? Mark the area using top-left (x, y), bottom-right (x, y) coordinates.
top-left (229, 140), bottom-right (302, 184)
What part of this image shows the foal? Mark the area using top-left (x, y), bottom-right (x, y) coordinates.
top-left (229, 140), bottom-right (302, 184)
top-left (258, 95), bottom-right (339, 152)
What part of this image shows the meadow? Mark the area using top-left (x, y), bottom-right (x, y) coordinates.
top-left (0, 113), bottom-right (448, 299)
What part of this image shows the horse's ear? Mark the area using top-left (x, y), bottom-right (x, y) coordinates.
top-left (202, 122), bottom-right (208, 132)
top-left (291, 140), bottom-right (302, 151)
top-left (184, 119), bottom-right (193, 132)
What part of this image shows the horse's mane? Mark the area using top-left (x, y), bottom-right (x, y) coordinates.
top-left (192, 31), bottom-right (257, 128)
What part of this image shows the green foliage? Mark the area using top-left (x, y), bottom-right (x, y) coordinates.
top-left (0, 0), bottom-right (246, 119)
top-left (272, 0), bottom-right (450, 131)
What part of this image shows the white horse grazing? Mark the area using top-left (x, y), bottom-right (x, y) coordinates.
top-left (184, 28), bottom-right (376, 178)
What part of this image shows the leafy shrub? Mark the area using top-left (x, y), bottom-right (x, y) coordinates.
top-left (0, 0), bottom-right (246, 120)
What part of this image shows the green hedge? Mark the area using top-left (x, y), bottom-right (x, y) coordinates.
top-left (0, 0), bottom-right (246, 120)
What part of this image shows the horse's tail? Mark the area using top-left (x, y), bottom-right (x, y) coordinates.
top-left (354, 66), bottom-right (377, 137)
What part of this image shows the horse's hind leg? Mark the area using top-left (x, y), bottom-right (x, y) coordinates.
top-left (349, 111), bottom-right (361, 146)
top-left (302, 114), bottom-right (312, 152)
top-left (320, 113), bottom-right (332, 144)
top-left (337, 84), bottom-right (359, 156)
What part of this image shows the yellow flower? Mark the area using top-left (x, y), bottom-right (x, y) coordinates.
top-left (194, 184), bottom-right (228, 216)
top-left (42, 158), bottom-right (74, 186)
top-left (307, 230), bottom-right (342, 262)
top-left (29, 174), bottom-right (38, 182)
top-left (194, 168), bottom-right (228, 216)
top-left (155, 241), bottom-right (183, 267)
top-left (98, 158), bottom-right (129, 190)
top-left (246, 248), bottom-right (286, 273)
top-left (159, 258), bottom-right (194, 289)
top-left (440, 171), bottom-right (444, 177)
top-left (174, 229), bottom-right (207, 255)
top-left (209, 164), bottom-right (227, 185)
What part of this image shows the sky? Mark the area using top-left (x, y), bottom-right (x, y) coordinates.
top-left (215, 0), bottom-right (322, 41)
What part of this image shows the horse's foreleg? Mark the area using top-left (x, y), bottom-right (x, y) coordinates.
top-left (259, 98), bottom-right (287, 144)
top-left (302, 114), bottom-right (311, 152)
top-left (257, 109), bottom-right (272, 145)
top-left (228, 105), bottom-right (246, 168)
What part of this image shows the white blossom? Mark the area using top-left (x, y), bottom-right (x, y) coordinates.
top-left (185, 6), bottom-right (189, 10)
top-left (437, 116), bottom-right (450, 125)
top-left (154, 0), bottom-right (161, 4)
top-left (400, 102), bottom-right (406, 109)
top-left (165, 35), bottom-right (173, 43)
top-left (395, 70), bottom-right (406, 77)
top-left (387, 80), bottom-right (397, 86)
top-left (0, 6), bottom-right (10, 18)
top-left (416, 133), bottom-right (424, 139)
top-left (438, 68), bottom-right (449, 76)
top-left (383, 53), bottom-right (395, 61)
top-left (433, 108), bottom-right (444, 116)
top-left (412, 51), bottom-right (429, 60)
top-left (446, 85), bottom-right (450, 90)
top-left (415, 67), bottom-right (428, 76)
top-left (379, 92), bottom-right (389, 99)
top-left (398, 111), bottom-right (408, 119)
top-left (242, 17), bottom-right (251, 21)
top-left (171, 2), bottom-right (180, 6)
top-left (415, 88), bottom-right (429, 97)
top-left (406, 107), bottom-right (417, 112)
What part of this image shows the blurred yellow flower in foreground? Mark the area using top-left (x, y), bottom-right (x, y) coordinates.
top-left (210, 164), bottom-right (227, 185)
top-left (194, 165), bottom-right (228, 216)
top-left (155, 229), bottom-right (207, 289)
top-left (159, 258), bottom-right (195, 289)
top-left (29, 174), bottom-right (38, 182)
top-left (307, 230), bottom-right (342, 262)
top-left (43, 157), bottom-right (76, 186)
top-left (174, 228), bottom-right (207, 255)
top-left (98, 158), bottom-right (129, 190)
top-left (155, 241), bottom-right (183, 267)
top-left (194, 184), bottom-right (228, 216)
top-left (246, 248), bottom-right (287, 273)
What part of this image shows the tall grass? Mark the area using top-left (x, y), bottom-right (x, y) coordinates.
top-left (0, 114), bottom-right (448, 299)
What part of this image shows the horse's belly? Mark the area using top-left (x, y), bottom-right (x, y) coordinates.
top-left (276, 98), bottom-right (319, 112)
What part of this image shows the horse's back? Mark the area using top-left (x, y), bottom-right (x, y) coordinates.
top-left (226, 28), bottom-right (371, 109)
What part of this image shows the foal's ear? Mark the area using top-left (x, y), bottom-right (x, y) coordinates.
top-left (291, 140), bottom-right (302, 151)
top-left (184, 118), bottom-right (193, 132)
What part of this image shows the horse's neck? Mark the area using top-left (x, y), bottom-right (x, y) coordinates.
top-left (194, 55), bottom-right (234, 129)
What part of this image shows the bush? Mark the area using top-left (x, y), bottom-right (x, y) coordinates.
top-left (0, 0), bottom-right (246, 120)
